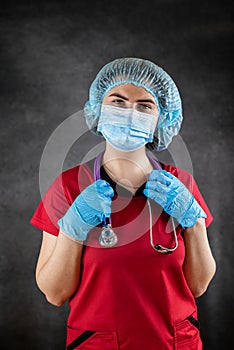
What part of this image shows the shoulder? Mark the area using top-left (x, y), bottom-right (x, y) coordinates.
top-left (161, 162), bottom-right (214, 227)
top-left (59, 161), bottom-right (94, 202)
top-left (162, 162), bottom-right (193, 179)
top-left (162, 163), bottom-right (195, 191)
top-left (61, 161), bottom-right (93, 182)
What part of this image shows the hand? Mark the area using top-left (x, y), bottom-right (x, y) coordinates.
top-left (58, 180), bottom-right (114, 241)
top-left (143, 170), bottom-right (206, 228)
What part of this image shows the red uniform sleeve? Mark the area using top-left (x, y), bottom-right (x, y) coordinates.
top-left (188, 174), bottom-right (213, 228)
top-left (30, 173), bottom-right (71, 236)
top-left (164, 164), bottom-right (214, 228)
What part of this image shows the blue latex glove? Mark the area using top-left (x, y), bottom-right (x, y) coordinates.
top-left (58, 180), bottom-right (114, 241)
top-left (143, 170), bottom-right (207, 228)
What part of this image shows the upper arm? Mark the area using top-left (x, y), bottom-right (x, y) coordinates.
top-left (36, 231), bottom-right (58, 280)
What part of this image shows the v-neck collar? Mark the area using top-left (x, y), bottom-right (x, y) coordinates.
top-left (100, 165), bottom-right (145, 197)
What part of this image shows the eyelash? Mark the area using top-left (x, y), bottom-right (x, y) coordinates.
top-left (113, 99), bottom-right (124, 104)
top-left (139, 104), bottom-right (151, 110)
top-left (112, 99), bottom-right (151, 109)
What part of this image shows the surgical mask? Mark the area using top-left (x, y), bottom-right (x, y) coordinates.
top-left (97, 105), bottom-right (157, 152)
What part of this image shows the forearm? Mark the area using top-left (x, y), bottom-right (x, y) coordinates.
top-left (36, 232), bottom-right (84, 306)
top-left (183, 218), bottom-right (216, 298)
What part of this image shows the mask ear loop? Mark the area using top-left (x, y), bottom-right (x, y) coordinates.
top-left (147, 199), bottom-right (178, 254)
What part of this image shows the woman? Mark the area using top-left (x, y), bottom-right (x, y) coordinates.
top-left (30, 57), bottom-right (216, 350)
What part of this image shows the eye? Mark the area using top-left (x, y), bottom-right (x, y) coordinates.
top-left (112, 99), bottom-right (125, 105)
top-left (137, 104), bottom-right (152, 111)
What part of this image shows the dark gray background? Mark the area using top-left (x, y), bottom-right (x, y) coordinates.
top-left (1, 0), bottom-right (233, 349)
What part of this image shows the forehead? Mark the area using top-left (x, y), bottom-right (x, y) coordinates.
top-left (105, 84), bottom-right (155, 101)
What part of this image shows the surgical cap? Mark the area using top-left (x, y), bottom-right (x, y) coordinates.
top-left (84, 57), bottom-right (183, 151)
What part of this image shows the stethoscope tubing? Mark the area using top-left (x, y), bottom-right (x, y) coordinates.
top-left (146, 199), bottom-right (178, 253)
top-left (94, 151), bottom-right (178, 253)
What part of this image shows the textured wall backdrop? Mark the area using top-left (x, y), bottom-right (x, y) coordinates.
top-left (0, 0), bottom-right (233, 349)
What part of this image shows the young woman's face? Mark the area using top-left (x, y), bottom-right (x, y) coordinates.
top-left (102, 84), bottom-right (159, 118)
top-left (99, 84), bottom-right (159, 152)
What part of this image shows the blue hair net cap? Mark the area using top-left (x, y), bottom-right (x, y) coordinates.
top-left (84, 57), bottom-right (183, 151)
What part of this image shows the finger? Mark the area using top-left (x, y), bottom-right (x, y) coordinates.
top-left (149, 169), bottom-right (175, 180)
top-left (143, 188), bottom-right (155, 199)
top-left (148, 170), bottom-right (161, 181)
top-left (101, 202), bottom-right (112, 217)
top-left (143, 188), bottom-right (165, 200)
top-left (145, 180), bottom-right (170, 193)
top-left (96, 181), bottom-right (115, 197)
top-left (143, 189), bottom-right (167, 206)
top-left (102, 196), bottom-right (113, 206)
top-left (148, 170), bottom-right (172, 185)
top-left (99, 186), bottom-right (115, 198)
top-left (95, 179), bottom-right (112, 188)
top-left (161, 170), bottom-right (176, 180)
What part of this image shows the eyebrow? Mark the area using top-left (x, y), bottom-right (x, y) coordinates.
top-left (108, 93), bottom-right (155, 105)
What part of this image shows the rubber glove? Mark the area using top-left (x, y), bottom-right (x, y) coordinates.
top-left (143, 170), bottom-right (207, 228)
top-left (58, 180), bottom-right (114, 241)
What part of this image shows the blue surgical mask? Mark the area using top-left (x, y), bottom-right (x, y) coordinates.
top-left (97, 105), bottom-right (157, 152)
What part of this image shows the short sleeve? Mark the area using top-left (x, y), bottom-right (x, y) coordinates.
top-left (188, 174), bottom-right (213, 228)
top-left (30, 173), bottom-right (70, 236)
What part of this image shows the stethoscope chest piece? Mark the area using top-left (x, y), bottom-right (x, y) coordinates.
top-left (99, 224), bottom-right (118, 248)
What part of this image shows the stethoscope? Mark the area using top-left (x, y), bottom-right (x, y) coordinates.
top-left (94, 152), bottom-right (178, 253)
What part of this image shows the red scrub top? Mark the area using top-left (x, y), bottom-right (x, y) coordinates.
top-left (30, 159), bottom-right (213, 350)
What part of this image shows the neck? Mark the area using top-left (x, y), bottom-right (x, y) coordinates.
top-left (102, 143), bottom-right (153, 193)
top-left (103, 143), bottom-right (149, 164)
